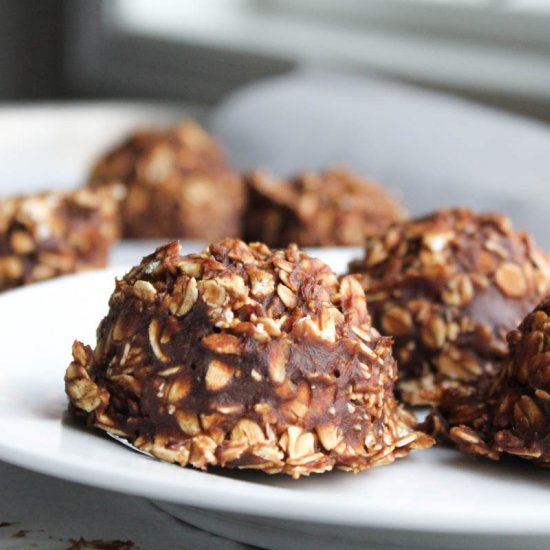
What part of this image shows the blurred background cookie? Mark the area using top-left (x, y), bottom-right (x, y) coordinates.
top-left (0, 185), bottom-right (121, 291)
top-left (244, 168), bottom-right (407, 247)
top-left (89, 121), bottom-right (244, 240)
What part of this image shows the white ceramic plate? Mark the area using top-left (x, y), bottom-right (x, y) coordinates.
top-left (1, 248), bottom-right (549, 550)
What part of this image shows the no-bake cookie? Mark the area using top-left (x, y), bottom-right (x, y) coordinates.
top-left (433, 298), bottom-right (550, 465)
top-left (65, 239), bottom-right (432, 477)
top-left (244, 168), bottom-right (407, 247)
top-left (0, 186), bottom-right (121, 291)
top-left (89, 121), bottom-right (244, 240)
top-left (348, 208), bottom-right (550, 405)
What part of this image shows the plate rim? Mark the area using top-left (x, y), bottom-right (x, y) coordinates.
top-left (1, 263), bottom-right (549, 537)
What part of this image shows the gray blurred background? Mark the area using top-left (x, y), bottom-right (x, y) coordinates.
top-left (2, 0), bottom-right (550, 121)
top-left (1, 0), bottom-right (550, 243)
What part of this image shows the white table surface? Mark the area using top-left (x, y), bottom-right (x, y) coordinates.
top-left (0, 461), bottom-right (246, 550)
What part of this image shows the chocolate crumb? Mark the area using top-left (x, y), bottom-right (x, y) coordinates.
top-left (66, 538), bottom-right (136, 550)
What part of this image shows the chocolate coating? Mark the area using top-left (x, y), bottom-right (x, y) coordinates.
top-left (0, 186), bottom-right (121, 291)
top-left (89, 121), bottom-right (244, 240)
top-left (65, 239), bottom-right (432, 477)
top-left (349, 208), bottom-right (550, 405)
top-left (243, 168), bottom-right (407, 247)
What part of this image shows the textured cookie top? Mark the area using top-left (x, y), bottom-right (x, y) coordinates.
top-left (349, 208), bottom-right (550, 404)
top-left (90, 121), bottom-right (232, 183)
top-left (244, 168), bottom-right (407, 247)
top-left (118, 238), bottom-right (365, 339)
top-left (352, 208), bottom-right (549, 303)
top-left (66, 239), bottom-right (432, 477)
top-left (448, 298), bottom-right (550, 465)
